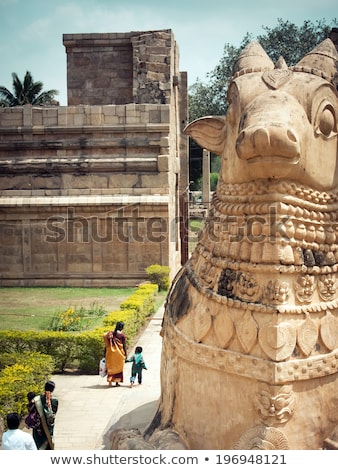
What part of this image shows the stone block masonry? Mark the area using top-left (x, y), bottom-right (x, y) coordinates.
top-left (0, 29), bottom-right (188, 287)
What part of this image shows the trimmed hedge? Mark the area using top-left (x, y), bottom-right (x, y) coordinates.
top-left (145, 264), bottom-right (170, 291)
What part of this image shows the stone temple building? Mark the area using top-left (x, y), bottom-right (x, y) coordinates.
top-left (0, 29), bottom-right (188, 287)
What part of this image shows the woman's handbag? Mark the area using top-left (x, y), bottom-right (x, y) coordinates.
top-left (99, 357), bottom-right (107, 377)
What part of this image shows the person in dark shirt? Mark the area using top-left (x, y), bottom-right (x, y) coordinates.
top-left (125, 346), bottom-right (147, 388)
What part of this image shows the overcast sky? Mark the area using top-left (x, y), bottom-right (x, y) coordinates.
top-left (0, 0), bottom-right (337, 105)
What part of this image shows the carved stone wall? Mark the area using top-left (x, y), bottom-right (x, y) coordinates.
top-left (0, 30), bottom-right (188, 286)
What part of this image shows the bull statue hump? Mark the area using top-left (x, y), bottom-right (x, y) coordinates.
top-left (113, 39), bottom-right (338, 450)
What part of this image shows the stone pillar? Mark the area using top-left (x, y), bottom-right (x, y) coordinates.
top-left (202, 149), bottom-right (210, 206)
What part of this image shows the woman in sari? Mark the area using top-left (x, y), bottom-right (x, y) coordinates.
top-left (103, 321), bottom-right (127, 387)
top-left (32, 381), bottom-right (58, 450)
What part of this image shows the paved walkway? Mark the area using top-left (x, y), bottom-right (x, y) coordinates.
top-left (52, 305), bottom-right (164, 450)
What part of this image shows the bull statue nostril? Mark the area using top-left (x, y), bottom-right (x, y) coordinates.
top-left (287, 130), bottom-right (297, 143)
top-left (253, 127), bottom-right (270, 148)
top-left (236, 131), bottom-right (246, 158)
top-left (236, 124), bottom-right (300, 160)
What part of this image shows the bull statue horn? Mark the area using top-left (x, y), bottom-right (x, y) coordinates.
top-left (275, 56), bottom-right (288, 69)
top-left (232, 41), bottom-right (274, 77)
top-left (293, 38), bottom-right (338, 84)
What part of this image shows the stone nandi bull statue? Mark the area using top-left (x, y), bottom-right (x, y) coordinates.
top-left (112, 39), bottom-right (338, 450)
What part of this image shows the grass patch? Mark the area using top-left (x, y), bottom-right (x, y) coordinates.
top-left (0, 287), bottom-right (135, 331)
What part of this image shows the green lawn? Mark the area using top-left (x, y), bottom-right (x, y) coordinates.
top-left (0, 287), bottom-right (136, 331)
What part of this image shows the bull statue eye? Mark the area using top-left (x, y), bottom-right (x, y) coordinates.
top-left (316, 105), bottom-right (336, 138)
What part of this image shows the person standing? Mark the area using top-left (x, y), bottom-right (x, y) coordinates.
top-left (1, 412), bottom-right (37, 450)
top-left (103, 321), bottom-right (127, 387)
top-left (32, 381), bottom-right (58, 450)
top-left (125, 346), bottom-right (147, 388)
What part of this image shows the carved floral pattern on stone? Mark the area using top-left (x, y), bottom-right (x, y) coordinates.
top-left (297, 314), bottom-right (318, 356)
top-left (234, 425), bottom-right (290, 450)
top-left (217, 269), bottom-right (261, 302)
top-left (233, 272), bottom-right (260, 301)
top-left (295, 275), bottom-right (315, 303)
top-left (235, 310), bottom-right (258, 354)
top-left (192, 304), bottom-right (212, 343)
top-left (318, 274), bottom-right (337, 301)
top-left (213, 310), bottom-right (234, 348)
top-left (320, 311), bottom-right (338, 351)
top-left (199, 262), bottom-right (217, 290)
top-left (217, 268), bottom-right (237, 298)
top-left (264, 280), bottom-right (289, 305)
top-left (258, 322), bottom-right (296, 361)
top-left (256, 384), bottom-right (296, 425)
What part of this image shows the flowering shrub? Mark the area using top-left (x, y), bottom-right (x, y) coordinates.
top-left (49, 302), bottom-right (107, 331)
top-left (0, 352), bottom-right (54, 420)
top-left (50, 306), bottom-right (82, 331)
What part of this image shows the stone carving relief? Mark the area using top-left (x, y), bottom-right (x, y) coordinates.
top-left (213, 310), bottom-right (235, 348)
top-left (320, 311), bottom-right (338, 351)
top-left (318, 274), bottom-right (337, 301)
top-left (180, 264), bottom-right (338, 360)
top-left (199, 262), bottom-right (217, 289)
top-left (234, 425), bottom-right (290, 450)
top-left (264, 280), bottom-right (289, 305)
top-left (235, 310), bottom-right (258, 354)
top-left (258, 322), bottom-right (297, 361)
top-left (233, 272), bottom-right (260, 301)
top-left (296, 314), bottom-right (318, 356)
top-left (295, 275), bottom-right (315, 303)
top-left (192, 303), bottom-right (212, 343)
top-left (256, 384), bottom-right (296, 426)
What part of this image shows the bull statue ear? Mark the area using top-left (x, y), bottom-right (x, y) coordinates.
top-left (232, 41), bottom-right (274, 77)
top-left (293, 38), bottom-right (338, 85)
top-left (184, 116), bottom-right (226, 156)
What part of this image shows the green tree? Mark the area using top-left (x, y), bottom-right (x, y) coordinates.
top-left (189, 42), bottom-right (241, 122)
top-left (188, 18), bottom-right (337, 121)
top-left (0, 71), bottom-right (58, 107)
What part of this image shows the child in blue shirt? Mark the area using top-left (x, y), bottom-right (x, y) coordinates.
top-left (125, 346), bottom-right (147, 388)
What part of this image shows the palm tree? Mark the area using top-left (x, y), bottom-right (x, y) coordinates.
top-left (0, 71), bottom-right (59, 107)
